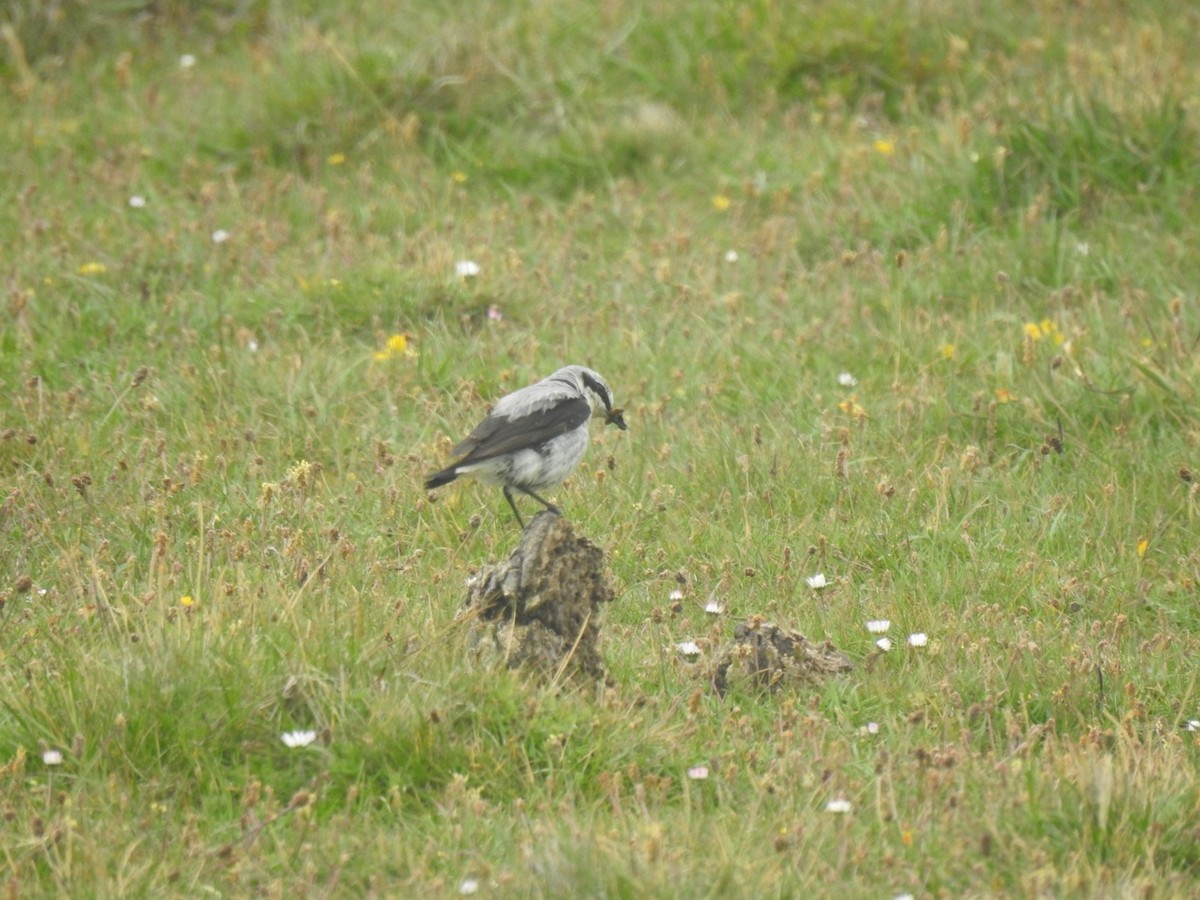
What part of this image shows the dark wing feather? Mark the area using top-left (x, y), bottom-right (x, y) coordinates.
top-left (450, 397), bottom-right (590, 463)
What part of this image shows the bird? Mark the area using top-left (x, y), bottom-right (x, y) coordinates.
top-left (424, 365), bottom-right (627, 527)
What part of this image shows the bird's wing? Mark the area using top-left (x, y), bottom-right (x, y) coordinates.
top-left (450, 396), bottom-right (591, 462)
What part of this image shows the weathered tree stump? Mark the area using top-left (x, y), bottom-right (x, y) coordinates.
top-left (709, 619), bottom-right (853, 695)
top-left (461, 512), bottom-right (614, 683)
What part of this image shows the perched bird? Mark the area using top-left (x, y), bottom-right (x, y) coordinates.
top-left (425, 365), bottom-right (627, 526)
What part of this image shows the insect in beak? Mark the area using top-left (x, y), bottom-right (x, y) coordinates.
top-left (605, 407), bottom-right (627, 430)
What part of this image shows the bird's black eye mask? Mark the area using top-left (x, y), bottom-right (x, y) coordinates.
top-left (581, 372), bottom-right (627, 430)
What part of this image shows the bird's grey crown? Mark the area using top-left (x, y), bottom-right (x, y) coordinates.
top-left (547, 366), bottom-right (614, 413)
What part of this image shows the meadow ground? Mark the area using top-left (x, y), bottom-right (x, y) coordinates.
top-left (3, 1), bottom-right (1200, 896)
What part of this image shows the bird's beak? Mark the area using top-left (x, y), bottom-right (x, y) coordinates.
top-left (605, 407), bottom-right (628, 430)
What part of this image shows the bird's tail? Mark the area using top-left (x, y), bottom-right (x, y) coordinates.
top-left (424, 467), bottom-right (458, 490)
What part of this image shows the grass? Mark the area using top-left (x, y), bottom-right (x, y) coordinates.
top-left (3, 0), bottom-right (1200, 895)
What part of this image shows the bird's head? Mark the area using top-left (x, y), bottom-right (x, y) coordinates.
top-left (558, 366), bottom-right (627, 431)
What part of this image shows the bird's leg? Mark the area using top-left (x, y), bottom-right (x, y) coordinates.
top-left (515, 486), bottom-right (561, 516)
top-left (502, 486), bottom-right (526, 529)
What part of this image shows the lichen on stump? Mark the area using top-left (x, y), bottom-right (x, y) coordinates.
top-left (709, 619), bottom-right (853, 695)
top-left (461, 511), bottom-right (615, 683)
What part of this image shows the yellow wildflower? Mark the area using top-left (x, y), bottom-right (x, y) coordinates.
top-left (373, 333), bottom-right (412, 362)
top-left (78, 262), bottom-right (107, 276)
top-left (712, 194), bottom-right (731, 211)
top-left (838, 397), bottom-right (867, 419)
top-left (873, 138), bottom-right (896, 156)
top-left (1025, 319), bottom-right (1065, 347)
top-left (327, 152), bottom-right (346, 166)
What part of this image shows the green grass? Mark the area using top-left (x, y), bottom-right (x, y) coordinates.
top-left (4, 0), bottom-right (1200, 895)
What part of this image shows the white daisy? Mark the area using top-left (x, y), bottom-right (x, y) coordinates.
top-left (866, 619), bottom-right (891, 634)
top-left (907, 633), bottom-right (928, 648)
top-left (806, 572), bottom-right (828, 589)
top-left (280, 730), bottom-right (317, 748)
top-left (454, 260), bottom-right (480, 278)
top-left (876, 637), bottom-right (893, 652)
top-left (825, 798), bottom-right (852, 814)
